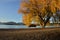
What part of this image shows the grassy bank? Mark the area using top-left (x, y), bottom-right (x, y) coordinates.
top-left (0, 28), bottom-right (60, 40)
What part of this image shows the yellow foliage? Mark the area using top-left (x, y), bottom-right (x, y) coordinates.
top-left (18, 0), bottom-right (60, 26)
top-left (23, 13), bottom-right (33, 26)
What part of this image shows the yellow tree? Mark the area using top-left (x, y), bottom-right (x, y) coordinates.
top-left (18, 0), bottom-right (60, 28)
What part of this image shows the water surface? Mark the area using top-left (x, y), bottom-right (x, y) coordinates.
top-left (0, 25), bottom-right (27, 29)
top-left (0, 25), bottom-right (59, 29)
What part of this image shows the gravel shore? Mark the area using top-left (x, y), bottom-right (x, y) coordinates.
top-left (0, 28), bottom-right (60, 40)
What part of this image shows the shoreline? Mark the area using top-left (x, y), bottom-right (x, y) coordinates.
top-left (0, 27), bottom-right (60, 32)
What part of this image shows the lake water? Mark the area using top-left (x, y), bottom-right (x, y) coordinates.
top-left (0, 25), bottom-right (27, 29)
top-left (0, 25), bottom-right (59, 29)
top-left (0, 25), bottom-right (41, 29)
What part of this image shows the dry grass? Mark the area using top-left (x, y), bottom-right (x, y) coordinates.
top-left (0, 28), bottom-right (60, 40)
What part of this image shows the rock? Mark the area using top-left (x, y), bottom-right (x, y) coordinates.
top-left (29, 24), bottom-right (36, 27)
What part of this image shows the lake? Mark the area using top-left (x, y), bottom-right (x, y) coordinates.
top-left (0, 25), bottom-right (59, 29)
top-left (0, 25), bottom-right (27, 29)
top-left (0, 25), bottom-right (41, 29)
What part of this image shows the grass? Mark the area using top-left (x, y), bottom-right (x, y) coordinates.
top-left (0, 28), bottom-right (60, 40)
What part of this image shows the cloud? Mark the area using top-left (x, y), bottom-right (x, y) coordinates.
top-left (0, 17), bottom-right (9, 22)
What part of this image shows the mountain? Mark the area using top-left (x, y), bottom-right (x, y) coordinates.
top-left (0, 22), bottom-right (25, 25)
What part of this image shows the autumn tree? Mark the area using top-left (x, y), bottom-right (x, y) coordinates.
top-left (18, 0), bottom-right (60, 28)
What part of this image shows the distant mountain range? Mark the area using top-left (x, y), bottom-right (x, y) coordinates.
top-left (0, 22), bottom-right (25, 25)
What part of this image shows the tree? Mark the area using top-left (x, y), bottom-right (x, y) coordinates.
top-left (18, 0), bottom-right (60, 28)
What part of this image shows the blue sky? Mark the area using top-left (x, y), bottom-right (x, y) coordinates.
top-left (0, 0), bottom-right (22, 22)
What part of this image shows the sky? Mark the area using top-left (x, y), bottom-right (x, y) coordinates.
top-left (0, 0), bottom-right (22, 23)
